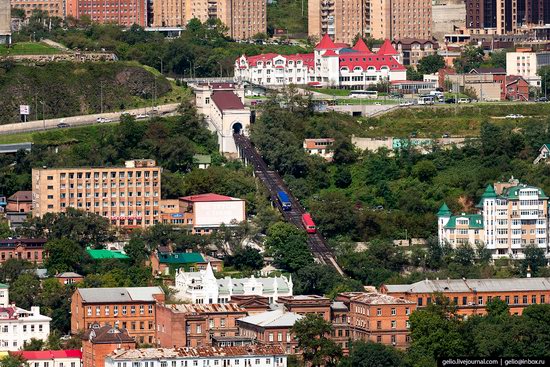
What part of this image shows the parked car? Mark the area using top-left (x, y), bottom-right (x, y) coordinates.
top-left (506, 114), bottom-right (525, 119)
top-left (96, 117), bottom-right (112, 123)
top-left (445, 98), bottom-right (456, 104)
top-left (57, 122), bottom-right (70, 128)
top-left (399, 101), bottom-right (413, 107)
top-left (135, 114), bottom-right (148, 119)
top-left (536, 97), bottom-right (548, 102)
top-left (458, 98), bottom-right (471, 104)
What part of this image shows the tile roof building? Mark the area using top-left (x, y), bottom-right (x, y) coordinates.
top-left (105, 346), bottom-right (287, 367)
top-left (234, 35), bottom-right (407, 89)
top-left (6, 191), bottom-right (32, 213)
top-left (303, 138), bottom-right (335, 161)
top-left (149, 250), bottom-right (223, 276)
top-left (0, 305), bottom-right (51, 351)
top-left (155, 303), bottom-right (247, 348)
top-left (71, 287), bottom-right (164, 345)
top-left (0, 238), bottom-right (46, 264)
top-left (81, 324), bottom-right (136, 367)
top-left (438, 178), bottom-right (550, 259)
top-left (381, 277), bottom-right (550, 316)
top-left (173, 263), bottom-right (293, 304)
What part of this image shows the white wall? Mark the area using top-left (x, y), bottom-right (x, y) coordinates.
top-left (194, 200), bottom-right (245, 227)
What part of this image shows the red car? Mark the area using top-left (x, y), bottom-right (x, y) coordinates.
top-left (302, 213), bottom-right (317, 234)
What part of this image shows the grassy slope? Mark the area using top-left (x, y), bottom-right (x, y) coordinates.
top-left (0, 42), bottom-right (60, 55)
top-left (267, 0), bottom-right (308, 35)
top-left (360, 103), bottom-right (550, 138)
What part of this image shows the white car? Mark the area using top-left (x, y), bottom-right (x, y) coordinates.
top-left (506, 114), bottom-right (525, 119)
top-left (458, 98), bottom-right (470, 104)
top-left (96, 117), bottom-right (112, 123)
top-left (135, 114), bottom-right (148, 119)
top-left (399, 101), bottom-right (413, 107)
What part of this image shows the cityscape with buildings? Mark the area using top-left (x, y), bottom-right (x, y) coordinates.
top-left (0, 0), bottom-right (549, 366)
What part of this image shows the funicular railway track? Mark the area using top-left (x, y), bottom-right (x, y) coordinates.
top-left (234, 133), bottom-right (345, 276)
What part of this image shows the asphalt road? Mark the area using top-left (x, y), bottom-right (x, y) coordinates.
top-left (0, 103), bottom-right (181, 135)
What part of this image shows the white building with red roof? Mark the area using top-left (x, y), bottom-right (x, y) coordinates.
top-left (176, 193), bottom-right (246, 235)
top-left (191, 82), bottom-right (251, 156)
top-left (234, 35), bottom-right (407, 89)
top-left (11, 350), bottom-right (82, 367)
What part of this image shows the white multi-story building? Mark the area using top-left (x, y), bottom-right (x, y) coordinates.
top-left (506, 51), bottom-right (550, 87)
top-left (173, 263), bottom-right (293, 304)
top-left (234, 36), bottom-right (406, 89)
top-left (0, 284), bottom-right (51, 351)
top-left (438, 178), bottom-right (550, 259)
top-left (105, 346), bottom-right (287, 367)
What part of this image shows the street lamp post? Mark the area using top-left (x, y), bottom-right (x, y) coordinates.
top-left (158, 57), bottom-right (164, 75)
top-left (39, 101), bottom-right (45, 130)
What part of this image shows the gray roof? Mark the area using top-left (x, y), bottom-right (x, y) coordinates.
top-left (78, 287), bottom-right (163, 303)
top-left (55, 272), bottom-right (83, 278)
top-left (217, 277), bottom-right (290, 296)
top-left (384, 278), bottom-right (550, 294)
top-left (237, 309), bottom-right (303, 328)
top-left (330, 301), bottom-right (348, 311)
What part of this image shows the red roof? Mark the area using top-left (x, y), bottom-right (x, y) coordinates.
top-left (180, 193), bottom-right (237, 202)
top-left (338, 55), bottom-right (406, 71)
top-left (315, 34), bottom-right (337, 50)
top-left (377, 39), bottom-right (398, 55)
top-left (322, 50), bottom-right (338, 57)
top-left (210, 91), bottom-right (245, 112)
top-left (241, 53), bottom-right (279, 67)
top-left (352, 39), bottom-right (371, 53)
top-left (241, 53), bottom-right (314, 69)
top-left (12, 350), bottom-right (83, 360)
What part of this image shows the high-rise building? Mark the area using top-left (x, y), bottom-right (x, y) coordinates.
top-left (0, 0), bottom-right (10, 44)
top-left (65, 0), bottom-right (148, 27)
top-left (153, 0), bottom-right (265, 40)
top-left (466, 0), bottom-right (549, 34)
top-left (308, 0), bottom-right (370, 45)
top-left (438, 178), bottom-right (550, 259)
top-left (31, 159), bottom-right (161, 228)
top-left (370, 0), bottom-right (432, 40)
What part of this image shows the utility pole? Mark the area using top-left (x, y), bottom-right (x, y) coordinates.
top-left (158, 57), bottom-right (163, 75)
top-left (39, 101), bottom-right (45, 130)
top-left (100, 82), bottom-right (104, 114)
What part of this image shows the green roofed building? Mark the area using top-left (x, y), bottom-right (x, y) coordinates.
top-left (151, 250), bottom-right (223, 276)
top-left (86, 247), bottom-right (130, 260)
top-left (438, 177), bottom-right (550, 261)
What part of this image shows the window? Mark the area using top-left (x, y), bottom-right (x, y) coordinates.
top-left (376, 321), bottom-right (381, 329)
top-left (391, 308), bottom-right (396, 315)
top-left (122, 306), bottom-right (127, 315)
top-left (377, 308), bottom-right (382, 316)
top-left (96, 306), bottom-right (101, 316)
top-left (391, 320), bottom-right (396, 329)
top-left (417, 298), bottom-right (423, 306)
top-left (87, 307), bottom-right (92, 316)
top-left (140, 305), bottom-right (144, 315)
top-left (269, 333), bottom-right (274, 342)
top-left (405, 307), bottom-right (410, 315)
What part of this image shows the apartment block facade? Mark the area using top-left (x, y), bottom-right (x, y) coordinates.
top-left (65, 0), bottom-right (147, 26)
top-left (10, 0), bottom-right (64, 19)
top-left (382, 277), bottom-right (550, 316)
top-left (32, 160), bottom-right (161, 228)
top-left (370, 0), bottom-right (432, 40)
top-left (70, 287), bottom-right (165, 345)
top-left (153, 0), bottom-right (265, 40)
top-left (308, 0), bottom-right (370, 45)
top-left (506, 50), bottom-right (550, 87)
top-left (438, 178), bottom-right (550, 259)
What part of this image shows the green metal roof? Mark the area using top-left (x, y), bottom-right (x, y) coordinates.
top-left (86, 248), bottom-right (130, 260)
top-left (437, 203), bottom-right (452, 217)
top-left (0, 283), bottom-right (8, 289)
top-left (502, 185), bottom-right (548, 200)
top-left (158, 252), bottom-right (205, 264)
top-left (444, 214), bottom-right (484, 229)
top-left (481, 184), bottom-right (497, 199)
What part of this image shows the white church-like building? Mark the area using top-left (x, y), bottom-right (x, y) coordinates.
top-left (173, 263), bottom-right (293, 304)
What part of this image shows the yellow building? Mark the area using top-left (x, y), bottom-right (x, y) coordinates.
top-left (31, 160), bottom-right (161, 228)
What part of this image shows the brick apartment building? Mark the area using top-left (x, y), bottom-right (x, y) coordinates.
top-left (65, 0), bottom-right (147, 27)
top-left (336, 292), bottom-right (416, 348)
top-left (155, 303), bottom-right (247, 348)
top-left (6, 191), bottom-right (32, 213)
top-left (0, 238), bottom-right (46, 264)
top-left (32, 159), bottom-right (161, 228)
top-left (10, 0), bottom-right (64, 18)
top-left (82, 324), bottom-right (136, 367)
top-left (381, 277), bottom-right (550, 316)
top-left (71, 287), bottom-right (165, 344)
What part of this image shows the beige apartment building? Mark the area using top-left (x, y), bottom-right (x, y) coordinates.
top-left (438, 178), bottom-right (550, 259)
top-left (308, 0), bottom-right (370, 45)
top-left (153, 0), bottom-right (265, 40)
top-left (370, 0), bottom-right (432, 40)
top-left (11, 0), bottom-right (64, 18)
top-left (32, 159), bottom-right (161, 228)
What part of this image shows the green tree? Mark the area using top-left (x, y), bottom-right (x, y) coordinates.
top-left (44, 238), bottom-right (84, 274)
top-left (340, 341), bottom-right (404, 367)
top-left (23, 338), bottom-right (45, 351)
top-left (412, 160), bottom-right (437, 182)
top-left (291, 314), bottom-right (342, 367)
top-left (488, 50), bottom-right (506, 69)
top-left (265, 222), bottom-right (313, 272)
top-left (227, 247), bottom-right (264, 271)
top-left (308, 191), bottom-right (357, 238)
top-left (521, 244), bottom-right (547, 277)
top-left (334, 166), bottom-right (352, 189)
top-left (454, 45), bottom-right (485, 73)
top-left (417, 54), bottom-right (445, 75)
top-left (406, 67), bottom-right (423, 81)
top-left (9, 273), bottom-right (41, 310)
top-left (0, 355), bottom-right (29, 367)
top-left (124, 235), bottom-right (150, 266)
top-left (538, 66), bottom-right (550, 97)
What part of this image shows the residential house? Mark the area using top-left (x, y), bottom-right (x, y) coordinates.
top-left (534, 144), bottom-right (550, 164)
top-left (6, 191), bottom-right (32, 213)
top-left (303, 139), bottom-right (335, 161)
top-left (81, 324), bottom-right (135, 367)
top-left (0, 238), bottom-right (46, 264)
top-left (55, 272), bottom-right (84, 285)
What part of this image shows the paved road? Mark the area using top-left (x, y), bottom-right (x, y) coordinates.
top-left (0, 103), bottom-right (180, 135)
